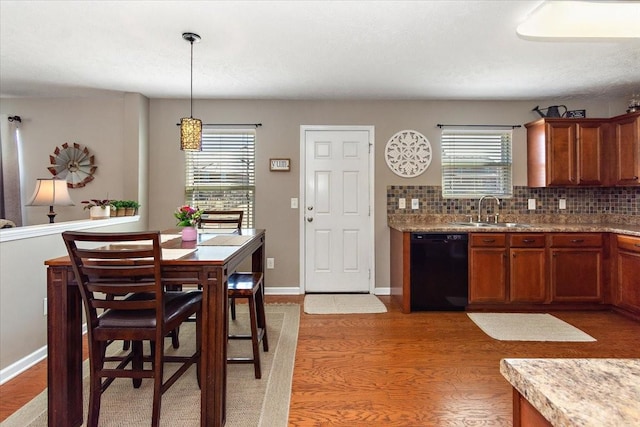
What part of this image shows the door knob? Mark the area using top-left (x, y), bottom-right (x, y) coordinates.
top-left (307, 217), bottom-right (313, 222)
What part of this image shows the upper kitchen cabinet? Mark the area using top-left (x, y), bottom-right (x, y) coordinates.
top-left (526, 118), bottom-right (606, 187)
top-left (610, 111), bottom-right (640, 186)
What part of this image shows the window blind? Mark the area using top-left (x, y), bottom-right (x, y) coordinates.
top-left (184, 129), bottom-right (255, 227)
top-left (441, 128), bottom-right (513, 198)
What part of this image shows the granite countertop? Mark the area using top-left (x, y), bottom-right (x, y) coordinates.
top-left (500, 358), bottom-right (640, 426)
top-left (387, 214), bottom-right (640, 237)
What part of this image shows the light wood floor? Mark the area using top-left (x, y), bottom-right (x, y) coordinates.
top-left (2, 295), bottom-right (640, 426)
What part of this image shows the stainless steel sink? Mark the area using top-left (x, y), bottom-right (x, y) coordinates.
top-left (449, 222), bottom-right (532, 228)
top-left (449, 222), bottom-right (493, 227)
top-left (494, 222), bottom-right (532, 228)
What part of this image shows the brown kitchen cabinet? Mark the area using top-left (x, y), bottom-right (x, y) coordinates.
top-left (469, 234), bottom-right (507, 303)
top-left (549, 233), bottom-right (604, 302)
top-left (469, 233), bottom-right (547, 304)
top-left (526, 118), bottom-right (606, 187)
top-left (610, 111), bottom-right (640, 185)
top-left (509, 234), bottom-right (547, 303)
top-left (614, 234), bottom-right (640, 316)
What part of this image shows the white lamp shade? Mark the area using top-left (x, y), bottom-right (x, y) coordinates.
top-left (27, 178), bottom-right (75, 206)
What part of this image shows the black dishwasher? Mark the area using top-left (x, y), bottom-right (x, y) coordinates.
top-left (410, 233), bottom-right (468, 311)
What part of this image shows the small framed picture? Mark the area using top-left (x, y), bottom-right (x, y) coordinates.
top-left (566, 110), bottom-right (586, 118)
top-left (270, 158), bottom-right (290, 171)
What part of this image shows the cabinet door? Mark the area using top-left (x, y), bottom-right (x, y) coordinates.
top-left (617, 250), bottom-right (640, 312)
top-left (469, 247), bottom-right (507, 303)
top-left (546, 122), bottom-right (576, 185)
top-left (550, 249), bottom-right (602, 302)
top-left (510, 248), bottom-right (547, 303)
top-left (612, 113), bottom-right (640, 185)
top-left (576, 122), bottom-right (605, 185)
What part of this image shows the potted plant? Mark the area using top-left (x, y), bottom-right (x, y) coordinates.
top-left (110, 200), bottom-right (125, 216)
top-left (123, 200), bottom-right (141, 216)
top-left (82, 198), bottom-right (111, 219)
top-left (174, 205), bottom-right (202, 241)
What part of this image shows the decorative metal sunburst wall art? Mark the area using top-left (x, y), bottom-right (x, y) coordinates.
top-left (48, 142), bottom-right (97, 188)
top-left (384, 130), bottom-right (432, 177)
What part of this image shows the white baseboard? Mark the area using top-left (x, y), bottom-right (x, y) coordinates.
top-left (0, 345), bottom-right (47, 385)
top-left (263, 286), bottom-right (391, 295)
top-left (264, 286), bottom-right (303, 295)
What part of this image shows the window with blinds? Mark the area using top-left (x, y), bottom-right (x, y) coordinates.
top-left (441, 128), bottom-right (513, 198)
top-left (184, 129), bottom-right (255, 227)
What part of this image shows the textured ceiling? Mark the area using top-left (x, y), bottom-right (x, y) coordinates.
top-left (1, 0), bottom-right (639, 100)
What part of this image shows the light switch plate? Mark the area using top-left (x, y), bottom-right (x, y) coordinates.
top-left (411, 198), bottom-right (419, 210)
top-left (266, 258), bottom-right (275, 269)
top-left (559, 199), bottom-right (566, 209)
top-left (398, 198), bottom-right (406, 209)
top-left (528, 198), bottom-right (536, 210)
top-left (291, 198), bottom-right (298, 209)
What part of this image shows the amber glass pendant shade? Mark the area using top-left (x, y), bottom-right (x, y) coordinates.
top-left (180, 117), bottom-right (202, 151)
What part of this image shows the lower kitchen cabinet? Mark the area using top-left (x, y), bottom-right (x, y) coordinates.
top-left (615, 234), bottom-right (640, 315)
top-left (549, 233), bottom-right (604, 302)
top-left (509, 234), bottom-right (547, 303)
top-left (469, 234), bottom-right (507, 303)
top-left (469, 233), bottom-right (547, 304)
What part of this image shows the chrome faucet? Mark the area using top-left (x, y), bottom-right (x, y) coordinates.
top-left (478, 195), bottom-right (501, 223)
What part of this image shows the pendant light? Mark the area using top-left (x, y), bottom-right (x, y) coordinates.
top-left (180, 32), bottom-right (202, 151)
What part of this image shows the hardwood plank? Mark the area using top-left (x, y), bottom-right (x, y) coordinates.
top-left (2, 295), bottom-right (639, 426)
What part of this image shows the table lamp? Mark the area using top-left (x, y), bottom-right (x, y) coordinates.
top-left (26, 178), bottom-right (75, 223)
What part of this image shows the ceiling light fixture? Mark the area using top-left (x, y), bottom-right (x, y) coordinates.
top-left (517, 1), bottom-right (640, 39)
top-left (180, 32), bottom-right (202, 151)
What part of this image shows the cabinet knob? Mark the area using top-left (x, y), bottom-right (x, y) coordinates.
top-left (570, 239), bottom-right (584, 243)
top-left (483, 239), bottom-right (496, 243)
top-left (523, 239), bottom-right (535, 243)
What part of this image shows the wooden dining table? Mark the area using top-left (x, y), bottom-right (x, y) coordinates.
top-left (45, 228), bottom-right (266, 427)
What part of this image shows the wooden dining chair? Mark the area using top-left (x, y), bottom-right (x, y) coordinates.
top-left (199, 210), bottom-right (244, 229)
top-left (62, 230), bottom-right (202, 427)
top-left (227, 272), bottom-right (269, 379)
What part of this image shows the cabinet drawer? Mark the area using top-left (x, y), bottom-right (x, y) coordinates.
top-left (617, 235), bottom-right (640, 253)
top-left (549, 233), bottom-right (602, 247)
top-left (510, 234), bottom-right (545, 248)
top-left (470, 233), bottom-right (506, 247)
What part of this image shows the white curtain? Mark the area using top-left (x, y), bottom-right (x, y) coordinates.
top-left (0, 114), bottom-right (23, 226)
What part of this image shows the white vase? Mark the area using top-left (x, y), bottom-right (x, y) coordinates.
top-left (90, 205), bottom-right (110, 219)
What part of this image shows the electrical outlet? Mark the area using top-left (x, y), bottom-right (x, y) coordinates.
top-left (528, 198), bottom-right (536, 210)
top-left (291, 198), bottom-right (298, 209)
top-left (559, 199), bottom-right (566, 209)
top-left (398, 198), bottom-right (406, 209)
top-left (411, 198), bottom-right (419, 210)
top-left (267, 258), bottom-right (275, 269)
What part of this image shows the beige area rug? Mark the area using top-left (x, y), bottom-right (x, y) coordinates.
top-left (467, 313), bottom-right (596, 342)
top-left (304, 294), bottom-right (387, 314)
top-left (1, 304), bottom-right (300, 427)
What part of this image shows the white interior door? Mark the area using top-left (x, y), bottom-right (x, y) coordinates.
top-left (301, 126), bottom-right (374, 293)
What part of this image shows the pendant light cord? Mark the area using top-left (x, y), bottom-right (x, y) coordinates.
top-left (190, 39), bottom-right (194, 119)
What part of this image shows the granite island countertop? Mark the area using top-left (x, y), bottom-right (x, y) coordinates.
top-left (500, 358), bottom-right (640, 427)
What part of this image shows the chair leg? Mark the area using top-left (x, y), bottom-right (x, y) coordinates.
top-left (230, 297), bottom-right (236, 320)
top-left (256, 282), bottom-right (269, 352)
top-left (87, 340), bottom-right (104, 427)
top-left (170, 327), bottom-right (180, 349)
top-left (151, 339), bottom-right (164, 427)
top-left (132, 341), bottom-right (143, 388)
top-left (247, 296), bottom-right (262, 379)
top-left (196, 311), bottom-right (202, 388)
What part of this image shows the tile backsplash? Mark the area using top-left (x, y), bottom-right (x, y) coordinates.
top-left (387, 186), bottom-right (639, 218)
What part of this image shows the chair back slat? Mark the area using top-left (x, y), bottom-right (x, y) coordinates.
top-left (199, 210), bottom-right (243, 229)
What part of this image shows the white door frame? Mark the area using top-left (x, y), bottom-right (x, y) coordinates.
top-left (299, 125), bottom-right (375, 294)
